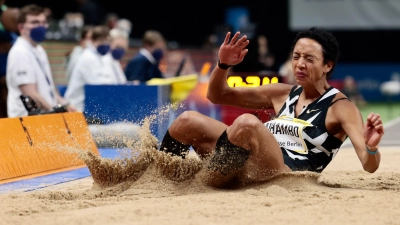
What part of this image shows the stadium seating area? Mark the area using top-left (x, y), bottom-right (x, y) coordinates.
top-left (42, 41), bottom-right (217, 85)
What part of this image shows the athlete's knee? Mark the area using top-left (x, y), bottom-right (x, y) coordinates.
top-left (172, 111), bottom-right (201, 129)
top-left (234, 113), bottom-right (262, 128)
top-left (230, 113), bottom-right (262, 137)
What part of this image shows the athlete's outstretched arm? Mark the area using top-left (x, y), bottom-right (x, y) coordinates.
top-left (207, 31), bottom-right (293, 110)
top-left (337, 101), bottom-right (383, 173)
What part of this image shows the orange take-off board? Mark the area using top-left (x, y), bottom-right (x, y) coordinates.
top-left (0, 112), bottom-right (99, 184)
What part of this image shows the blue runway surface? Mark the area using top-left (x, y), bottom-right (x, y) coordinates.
top-left (0, 148), bottom-right (120, 194)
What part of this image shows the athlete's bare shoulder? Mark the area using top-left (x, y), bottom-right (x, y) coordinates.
top-left (330, 91), bottom-right (361, 123)
top-left (255, 83), bottom-right (295, 110)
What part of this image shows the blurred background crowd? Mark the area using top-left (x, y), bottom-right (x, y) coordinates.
top-left (0, 0), bottom-right (399, 122)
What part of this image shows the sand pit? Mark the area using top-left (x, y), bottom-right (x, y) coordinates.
top-left (1, 144), bottom-right (399, 225)
top-left (1, 110), bottom-right (399, 225)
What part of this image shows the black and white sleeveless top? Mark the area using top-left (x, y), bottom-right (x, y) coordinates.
top-left (265, 85), bottom-right (345, 172)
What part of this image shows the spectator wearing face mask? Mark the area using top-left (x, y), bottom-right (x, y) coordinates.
top-left (65, 25), bottom-right (93, 81)
top-left (6, 4), bottom-right (76, 117)
top-left (64, 25), bottom-right (113, 112)
top-left (124, 30), bottom-right (166, 83)
top-left (101, 28), bottom-right (128, 84)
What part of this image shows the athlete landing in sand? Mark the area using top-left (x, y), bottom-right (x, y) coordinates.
top-left (158, 27), bottom-right (384, 188)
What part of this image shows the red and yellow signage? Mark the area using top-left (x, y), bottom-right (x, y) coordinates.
top-left (227, 73), bottom-right (282, 87)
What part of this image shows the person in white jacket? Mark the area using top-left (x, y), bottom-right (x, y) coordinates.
top-left (64, 25), bottom-right (113, 112)
top-left (65, 25), bottom-right (93, 81)
top-left (6, 4), bottom-right (77, 117)
top-left (101, 28), bottom-right (128, 84)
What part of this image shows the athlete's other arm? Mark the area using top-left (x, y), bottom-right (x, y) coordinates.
top-left (207, 31), bottom-right (292, 110)
top-left (336, 100), bottom-right (383, 173)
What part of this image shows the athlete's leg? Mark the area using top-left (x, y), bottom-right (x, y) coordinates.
top-left (159, 111), bottom-right (228, 158)
top-left (204, 113), bottom-right (290, 188)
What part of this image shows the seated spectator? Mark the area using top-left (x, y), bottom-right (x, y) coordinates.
top-left (102, 28), bottom-right (128, 84)
top-left (65, 25), bottom-right (93, 80)
top-left (124, 30), bottom-right (166, 83)
top-left (6, 4), bottom-right (76, 117)
top-left (64, 25), bottom-right (113, 112)
top-left (342, 75), bottom-right (366, 107)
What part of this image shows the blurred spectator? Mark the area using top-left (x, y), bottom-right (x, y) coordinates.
top-left (76, 0), bottom-right (106, 26)
top-left (0, 0), bottom-right (18, 118)
top-left (212, 24), bottom-right (232, 47)
top-left (105, 13), bottom-right (118, 30)
top-left (124, 30), bottom-right (167, 83)
top-left (43, 7), bottom-right (56, 30)
top-left (6, 4), bottom-right (76, 117)
top-left (380, 73), bottom-right (400, 100)
top-left (225, 7), bottom-right (255, 39)
top-left (116, 18), bottom-right (132, 36)
top-left (57, 12), bottom-right (84, 41)
top-left (102, 28), bottom-right (128, 84)
top-left (342, 75), bottom-right (366, 107)
top-left (65, 25), bottom-right (93, 80)
top-left (202, 34), bottom-right (219, 52)
top-left (233, 34), bottom-right (277, 73)
top-left (257, 35), bottom-right (277, 72)
top-left (279, 52), bottom-right (296, 85)
top-left (43, 7), bottom-right (51, 19)
top-left (163, 50), bottom-right (196, 78)
top-left (236, 11), bottom-right (256, 40)
top-left (201, 33), bottom-right (220, 75)
top-left (64, 25), bottom-right (113, 112)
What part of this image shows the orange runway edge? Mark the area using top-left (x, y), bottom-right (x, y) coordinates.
top-left (0, 112), bottom-right (98, 184)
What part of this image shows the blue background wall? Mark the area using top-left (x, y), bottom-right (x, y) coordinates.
top-left (333, 63), bottom-right (400, 102)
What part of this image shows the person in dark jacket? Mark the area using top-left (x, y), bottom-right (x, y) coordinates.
top-left (124, 30), bottom-right (166, 83)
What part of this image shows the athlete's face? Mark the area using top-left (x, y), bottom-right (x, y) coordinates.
top-left (292, 38), bottom-right (333, 85)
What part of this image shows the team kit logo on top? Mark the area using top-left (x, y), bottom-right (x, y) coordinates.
top-left (265, 116), bottom-right (312, 154)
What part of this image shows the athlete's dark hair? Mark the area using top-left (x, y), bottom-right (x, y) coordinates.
top-left (291, 27), bottom-right (340, 78)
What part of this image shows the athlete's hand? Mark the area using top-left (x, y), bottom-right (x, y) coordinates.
top-left (364, 112), bottom-right (384, 148)
top-left (218, 31), bottom-right (249, 66)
